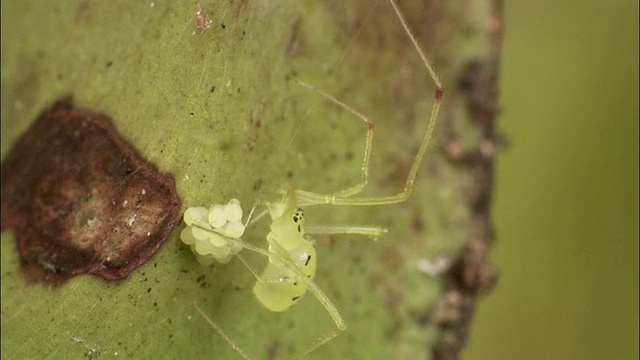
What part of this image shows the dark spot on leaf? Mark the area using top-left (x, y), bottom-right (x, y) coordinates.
top-left (253, 178), bottom-right (265, 192)
top-left (345, 150), bottom-right (355, 161)
top-left (1, 97), bottom-right (181, 285)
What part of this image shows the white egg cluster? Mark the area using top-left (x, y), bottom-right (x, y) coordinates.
top-left (180, 199), bottom-right (246, 264)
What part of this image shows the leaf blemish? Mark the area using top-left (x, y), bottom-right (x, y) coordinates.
top-left (1, 96), bottom-right (181, 285)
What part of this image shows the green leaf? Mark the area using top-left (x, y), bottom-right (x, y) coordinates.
top-left (1, 1), bottom-right (488, 359)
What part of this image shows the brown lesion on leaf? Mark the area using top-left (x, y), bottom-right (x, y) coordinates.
top-left (284, 15), bottom-right (305, 58)
top-left (1, 97), bottom-right (181, 285)
top-left (194, 5), bottom-right (213, 35)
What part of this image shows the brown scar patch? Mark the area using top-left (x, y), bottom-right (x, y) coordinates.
top-left (193, 5), bottom-right (212, 35)
top-left (1, 97), bottom-right (181, 284)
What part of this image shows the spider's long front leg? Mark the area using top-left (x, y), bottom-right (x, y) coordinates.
top-left (294, 0), bottom-right (444, 209)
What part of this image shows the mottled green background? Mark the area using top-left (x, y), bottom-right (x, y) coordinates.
top-left (465, 0), bottom-right (639, 359)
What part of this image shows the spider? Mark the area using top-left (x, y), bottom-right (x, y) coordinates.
top-left (181, 0), bottom-right (443, 358)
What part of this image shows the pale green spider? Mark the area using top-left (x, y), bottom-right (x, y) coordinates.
top-left (181, 0), bottom-right (444, 357)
